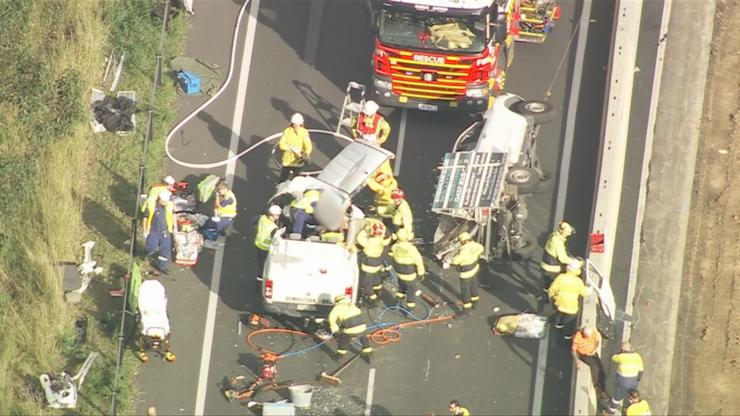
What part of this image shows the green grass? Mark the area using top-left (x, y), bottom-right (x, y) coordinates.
top-left (0, 0), bottom-right (187, 413)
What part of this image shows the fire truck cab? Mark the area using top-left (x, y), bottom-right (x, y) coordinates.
top-left (369, 0), bottom-right (559, 113)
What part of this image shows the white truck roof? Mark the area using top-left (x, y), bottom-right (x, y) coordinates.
top-left (264, 233), bottom-right (358, 308)
top-left (474, 94), bottom-right (528, 165)
top-left (384, 0), bottom-right (494, 11)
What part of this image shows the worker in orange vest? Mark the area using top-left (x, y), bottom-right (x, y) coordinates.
top-left (571, 326), bottom-right (607, 399)
top-left (352, 100), bottom-right (391, 147)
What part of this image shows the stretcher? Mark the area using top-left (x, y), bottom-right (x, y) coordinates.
top-left (137, 279), bottom-right (175, 362)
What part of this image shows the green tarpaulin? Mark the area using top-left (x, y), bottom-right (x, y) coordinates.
top-left (127, 263), bottom-right (143, 313)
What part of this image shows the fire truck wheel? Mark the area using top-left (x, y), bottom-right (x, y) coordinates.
top-left (512, 100), bottom-right (554, 125)
top-left (506, 166), bottom-right (539, 193)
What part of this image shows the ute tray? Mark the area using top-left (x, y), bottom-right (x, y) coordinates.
top-left (432, 151), bottom-right (508, 212)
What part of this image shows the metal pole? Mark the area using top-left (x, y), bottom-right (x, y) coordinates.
top-left (110, 1), bottom-right (171, 414)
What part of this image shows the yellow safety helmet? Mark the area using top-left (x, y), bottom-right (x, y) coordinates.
top-left (395, 228), bottom-right (412, 241)
top-left (458, 232), bottom-right (472, 243)
top-left (558, 221), bottom-right (575, 237)
top-left (334, 294), bottom-right (350, 303)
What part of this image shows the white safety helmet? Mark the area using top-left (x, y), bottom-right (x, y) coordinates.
top-left (268, 205), bottom-right (282, 216)
top-left (290, 113), bottom-right (304, 125)
top-left (363, 100), bottom-right (379, 116)
top-left (158, 189), bottom-right (172, 202)
top-left (566, 258), bottom-right (583, 272)
top-left (163, 175), bottom-right (175, 186)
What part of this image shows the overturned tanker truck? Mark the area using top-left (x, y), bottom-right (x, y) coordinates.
top-left (431, 92), bottom-right (553, 262)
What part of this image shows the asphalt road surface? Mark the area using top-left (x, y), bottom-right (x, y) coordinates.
top-left (135, 1), bottom-right (615, 415)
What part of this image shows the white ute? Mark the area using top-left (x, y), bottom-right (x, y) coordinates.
top-left (262, 141), bottom-right (394, 317)
top-left (432, 93), bottom-right (553, 261)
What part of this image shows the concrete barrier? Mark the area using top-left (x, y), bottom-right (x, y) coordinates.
top-left (571, 1), bottom-right (646, 414)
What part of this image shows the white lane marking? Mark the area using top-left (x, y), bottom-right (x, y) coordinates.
top-left (303, 0), bottom-right (324, 66)
top-left (364, 368), bottom-right (376, 416)
top-left (423, 358), bottom-right (431, 382)
top-left (393, 109), bottom-right (408, 175)
top-left (238, 320), bottom-right (242, 336)
top-left (194, 0), bottom-right (261, 414)
top-left (623, 0), bottom-right (672, 343)
top-left (531, 1), bottom-right (593, 415)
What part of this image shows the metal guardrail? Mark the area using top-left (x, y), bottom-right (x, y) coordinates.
top-left (571, 0), bottom-right (646, 414)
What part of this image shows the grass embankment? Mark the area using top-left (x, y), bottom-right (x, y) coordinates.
top-left (0, 1), bottom-right (186, 413)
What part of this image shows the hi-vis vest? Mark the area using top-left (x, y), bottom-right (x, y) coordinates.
top-left (255, 214), bottom-right (277, 251)
top-left (451, 241), bottom-right (485, 278)
top-left (390, 241), bottom-right (425, 281)
top-left (145, 202), bottom-right (175, 235)
top-left (356, 113), bottom-right (382, 142)
top-left (141, 184), bottom-right (169, 214)
top-left (215, 191), bottom-right (237, 218)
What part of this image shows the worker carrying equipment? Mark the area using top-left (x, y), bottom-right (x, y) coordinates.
top-left (355, 218), bottom-right (391, 306)
top-left (327, 295), bottom-right (373, 360)
top-left (277, 113), bottom-right (313, 183)
top-left (367, 171), bottom-right (399, 217)
top-left (352, 100), bottom-right (391, 146)
top-left (254, 205), bottom-right (281, 282)
top-left (144, 190), bottom-right (175, 274)
top-left (547, 258), bottom-right (591, 337)
top-left (447, 231), bottom-right (485, 316)
top-left (203, 182), bottom-right (237, 240)
top-left (541, 220), bottom-right (576, 290)
top-left (390, 188), bottom-right (414, 239)
top-left (389, 229), bottom-right (425, 309)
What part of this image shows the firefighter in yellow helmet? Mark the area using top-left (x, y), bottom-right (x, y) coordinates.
top-left (356, 218), bottom-right (390, 306)
top-left (447, 231), bottom-right (485, 317)
top-left (389, 228), bottom-right (425, 309)
top-left (327, 294), bottom-right (373, 361)
top-left (352, 100), bottom-right (391, 147)
top-left (366, 170), bottom-right (398, 217)
top-left (548, 258), bottom-right (592, 338)
top-left (541, 221), bottom-right (577, 291)
top-left (277, 113), bottom-right (313, 182)
top-left (390, 188), bottom-right (413, 239)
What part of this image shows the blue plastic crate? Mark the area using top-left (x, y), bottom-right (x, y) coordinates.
top-left (177, 71), bottom-right (201, 95)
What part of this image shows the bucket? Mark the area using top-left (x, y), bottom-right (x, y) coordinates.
top-left (288, 384), bottom-right (313, 409)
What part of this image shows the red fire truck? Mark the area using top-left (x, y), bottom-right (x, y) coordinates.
top-left (368, 0), bottom-right (560, 112)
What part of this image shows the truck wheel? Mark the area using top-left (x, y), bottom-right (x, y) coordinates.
top-left (506, 166), bottom-right (540, 193)
top-left (512, 100), bottom-right (554, 125)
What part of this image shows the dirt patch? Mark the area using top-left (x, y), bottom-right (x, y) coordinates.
top-left (670, 0), bottom-right (740, 414)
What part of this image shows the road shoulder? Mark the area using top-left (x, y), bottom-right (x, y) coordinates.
top-left (629, 0), bottom-right (715, 414)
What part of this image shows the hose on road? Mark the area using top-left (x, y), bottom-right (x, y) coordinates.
top-left (245, 302), bottom-right (454, 359)
top-left (162, 0), bottom-right (351, 170)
